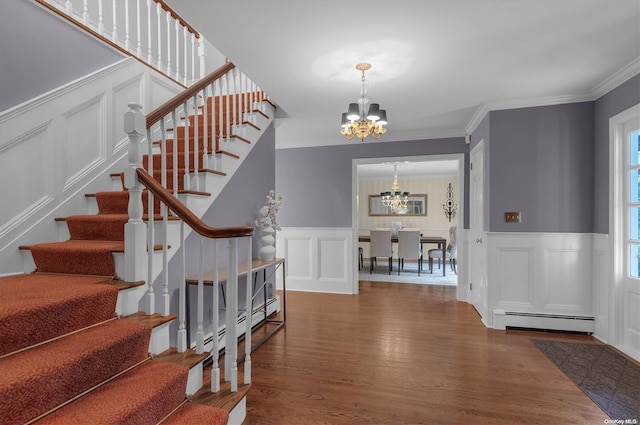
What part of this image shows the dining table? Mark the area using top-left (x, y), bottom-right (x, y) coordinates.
top-left (358, 234), bottom-right (448, 276)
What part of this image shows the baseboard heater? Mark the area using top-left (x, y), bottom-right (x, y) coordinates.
top-left (493, 309), bottom-right (595, 333)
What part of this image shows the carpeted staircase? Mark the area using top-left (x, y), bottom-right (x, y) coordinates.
top-left (0, 94), bottom-right (268, 424)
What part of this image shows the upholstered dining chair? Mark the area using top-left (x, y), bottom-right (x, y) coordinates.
top-left (369, 229), bottom-right (393, 274)
top-left (397, 229), bottom-right (422, 275)
top-left (428, 225), bottom-right (457, 274)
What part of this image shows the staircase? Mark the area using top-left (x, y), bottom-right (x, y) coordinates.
top-left (0, 60), bottom-right (276, 423)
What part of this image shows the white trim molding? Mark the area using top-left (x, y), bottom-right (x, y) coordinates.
top-left (276, 227), bottom-right (354, 294)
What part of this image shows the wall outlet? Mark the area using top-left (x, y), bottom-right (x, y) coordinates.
top-left (505, 211), bottom-right (521, 223)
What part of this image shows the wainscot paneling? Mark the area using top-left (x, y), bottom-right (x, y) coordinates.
top-left (0, 58), bottom-right (183, 276)
top-left (487, 232), bottom-right (595, 332)
top-left (593, 234), bottom-right (610, 343)
top-left (276, 227), bottom-right (354, 294)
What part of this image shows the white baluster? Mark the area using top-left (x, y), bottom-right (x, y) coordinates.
top-left (136, 0), bottom-right (141, 56)
top-left (82, 0), bottom-right (88, 25)
top-left (193, 93), bottom-right (200, 191)
top-left (225, 72), bottom-right (231, 145)
top-left (190, 33), bottom-right (196, 85)
top-left (166, 10), bottom-right (172, 78)
top-left (183, 100), bottom-right (190, 191)
top-left (156, 2), bottom-right (162, 71)
top-left (124, 0), bottom-right (130, 51)
top-left (175, 19), bottom-right (181, 82)
top-left (123, 104), bottom-right (148, 288)
top-left (196, 236), bottom-right (205, 355)
top-left (201, 84), bottom-right (209, 171)
top-left (172, 109), bottom-right (178, 197)
top-left (65, 0), bottom-right (72, 15)
top-left (198, 37), bottom-right (206, 80)
top-left (111, 0), bottom-right (118, 42)
top-left (211, 240), bottom-right (220, 392)
top-left (183, 27), bottom-right (188, 85)
top-left (217, 78), bottom-right (222, 154)
top-left (98, 0), bottom-right (104, 35)
top-left (146, 126), bottom-right (155, 314)
top-left (177, 219), bottom-right (187, 353)
top-left (244, 236), bottom-right (253, 384)
top-left (230, 69), bottom-right (236, 137)
top-left (146, 0), bottom-right (152, 63)
top-left (160, 118), bottom-right (170, 315)
top-left (225, 238), bottom-right (238, 392)
top-left (241, 73), bottom-right (247, 124)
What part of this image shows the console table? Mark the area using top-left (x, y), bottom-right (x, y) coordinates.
top-left (185, 257), bottom-right (286, 353)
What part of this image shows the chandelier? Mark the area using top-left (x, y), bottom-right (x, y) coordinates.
top-left (340, 63), bottom-right (388, 141)
top-left (380, 164), bottom-right (410, 213)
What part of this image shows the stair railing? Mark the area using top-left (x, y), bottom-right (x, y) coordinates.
top-left (125, 102), bottom-right (253, 392)
top-left (141, 61), bottom-right (268, 321)
top-left (36, 0), bottom-right (205, 86)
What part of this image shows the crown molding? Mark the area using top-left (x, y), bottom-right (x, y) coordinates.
top-left (466, 56), bottom-right (640, 136)
top-left (591, 56), bottom-right (640, 100)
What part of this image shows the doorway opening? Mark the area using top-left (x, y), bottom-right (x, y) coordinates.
top-left (352, 154), bottom-right (465, 295)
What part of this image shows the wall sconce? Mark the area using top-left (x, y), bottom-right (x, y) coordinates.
top-left (443, 182), bottom-right (457, 222)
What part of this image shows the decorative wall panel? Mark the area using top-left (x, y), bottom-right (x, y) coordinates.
top-left (278, 228), bottom-right (353, 294)
top-left (0, 122), bottom-right (52, 238)
top-left (63, 95), bottom-right (105, 190)
top-left (487, 233), bottom-right (594, 329)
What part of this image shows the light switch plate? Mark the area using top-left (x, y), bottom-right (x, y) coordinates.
top-left (505, 211), bottom-right (521, 223)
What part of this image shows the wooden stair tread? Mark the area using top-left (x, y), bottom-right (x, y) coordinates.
top-left (216, 150), bottom-right (240, 159)
top-left (122, 312), bottom-right (176, 328)
top-left (104, 278), bottom-right (146, 291)
top-left (199, 168), bottom-right (226, 176)
top-left (230, 134), bottom-right (251, 144)
top-left (156, 347), bottom-right (209, 369)
top-left (191, 370), bottom-right (250, 413)
top-left (177, 189), bottom-right (213, 196)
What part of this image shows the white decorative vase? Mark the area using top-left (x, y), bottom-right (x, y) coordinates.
top-left (258, 226), bottom-right (276, 261)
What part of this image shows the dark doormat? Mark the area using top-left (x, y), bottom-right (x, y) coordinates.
top-left (532, 339), bottom-right (640, 421)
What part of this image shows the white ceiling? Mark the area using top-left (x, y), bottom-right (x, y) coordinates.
top-left (167, 0), bottom-right (640, 150)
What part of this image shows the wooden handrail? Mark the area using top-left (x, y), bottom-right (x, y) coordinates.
top-left (156, 0), bottom-right (200, 38)
top-left (146, 62), bottom-right (236, 128)
top-left (136, 168), bottom-right (253, 239)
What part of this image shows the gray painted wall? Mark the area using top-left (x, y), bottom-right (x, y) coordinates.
top-left (594, 75), bottom-right (640, 234)
top-left (165, 124), bottom-right (276, 344)
top-left (0, 1), bottom-right (124, 112)
top-left (275, 137), bottom-right (469, 228)
top-left (470, 75), bottom-right (640, 235)
top-left (489, 102), bottom-right (595, 233)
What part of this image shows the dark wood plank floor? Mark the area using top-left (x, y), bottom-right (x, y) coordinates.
top-left (245, 281), bottom-right (608, 424)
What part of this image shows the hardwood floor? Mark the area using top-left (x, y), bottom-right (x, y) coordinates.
top-left (245, 281), bottom-right (608, 424)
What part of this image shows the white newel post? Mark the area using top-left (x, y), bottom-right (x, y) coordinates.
top-left (123, 103), bottom-right (148, 285)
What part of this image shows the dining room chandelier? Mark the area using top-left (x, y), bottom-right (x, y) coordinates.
top-left (380, 164), bottom-right (409, 213)
top-left (340, 63), bottom-right (388, 141)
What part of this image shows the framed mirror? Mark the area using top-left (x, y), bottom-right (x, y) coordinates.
top-left (368, 194), bottom-right (427, 216)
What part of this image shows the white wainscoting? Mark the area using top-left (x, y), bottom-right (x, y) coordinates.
top-left (276, 227), bottom-right (354, 294)
top-left (0, 58), bottom-right (183, 276)
top-left (486, 232), bottom-right (595, 332)
top-left (592, 234), bottom-right (610, 342)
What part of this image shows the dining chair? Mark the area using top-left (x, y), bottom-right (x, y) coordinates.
top-left (369, 229), bottom-right (393, 274)
top-left (428, 225), bottom-right (457, 274)
top-left (397, 229), bottom-right (422, 275)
